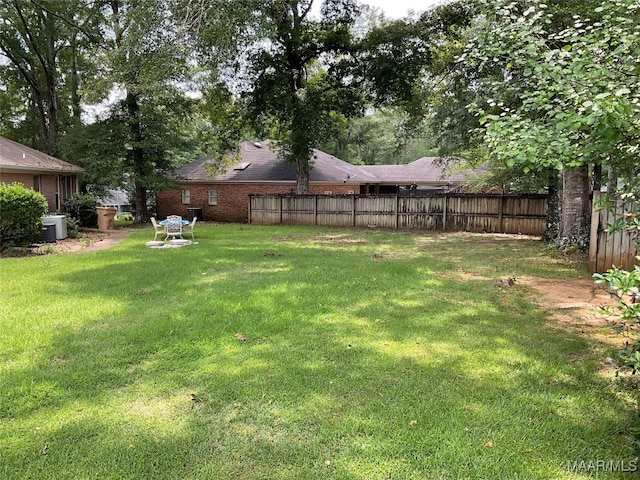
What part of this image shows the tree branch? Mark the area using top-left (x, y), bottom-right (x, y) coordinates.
top-left (12, 1), bottom-right (49, 73)
top-left (28, 0), bottom-right (100, 43)
top-left (0, 40), bottom-right (40, 91)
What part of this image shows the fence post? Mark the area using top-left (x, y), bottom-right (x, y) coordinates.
top-left (352, 195), bottom-right (356, 227)
top-left (395, 195), bottom-right (399, 229)
top-left (252, 193), bottom-right (548, 233)
top-left (588, 192), bottom-right (601, 273)
top-left (442, 195), bottom-right (448, 231)
top-left (498, 195), bottom-right (505, 233)
top-left (314, 195), bottom-right (318, 226)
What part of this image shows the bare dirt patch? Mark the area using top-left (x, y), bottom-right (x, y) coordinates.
top-left (2, 229), bottom-right (134, 257)
top-left (518, 276), bottom-right (621, 345)
top-left (67, 229), bottom-right (134, 253)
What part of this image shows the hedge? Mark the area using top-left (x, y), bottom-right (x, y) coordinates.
top-left (0, 182), bottom-right (48, 248)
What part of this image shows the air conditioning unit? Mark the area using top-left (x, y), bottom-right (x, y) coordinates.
top-left (42, 215), bottom-right (68, 240)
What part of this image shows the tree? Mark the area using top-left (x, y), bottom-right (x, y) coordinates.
top-left (425, 0), bottom-right (601, 157)
top-left (318, 108), bottom-right (440, 165)
top-left (191, 0), bottom-right (366, 193)
top-left (239, 0), bottom-right (364, 194)
top-left (460, 0), bottom-right (639, 245)
top-left (0, 0), bottom-right (98, 155)
top-left (61, 0), bottom-right (194, 221)
top-left (180, 0), bottom-right (459, 193)
top-left (421, 1), bottom-right (617, 244)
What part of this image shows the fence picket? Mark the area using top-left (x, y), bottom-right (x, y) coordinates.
top-left (588, 192), bottom-right (638, 272)
top-left (250, 193), bottom-right (548, 235)
top-left (249, 192), bottom-right (636, 273)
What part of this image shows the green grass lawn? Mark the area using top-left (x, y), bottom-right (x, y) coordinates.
top-left (0, 224), bottom-right (636, 479)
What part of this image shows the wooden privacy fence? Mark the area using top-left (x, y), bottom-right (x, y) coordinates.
top-left (589, 192), bottom-right (638, 273)
top-left (249, 193), bottom-right (549, 235)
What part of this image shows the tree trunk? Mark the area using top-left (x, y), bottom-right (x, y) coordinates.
top-left (44, 11), bottom-right (60, 157)
top-left (543, 168), bottom-right (562, 244)
top-left (126, 91), bottom-right (150, 222)
top-left (559, 164), bottom-right (591, 248)
top-left (134, 182), bottom-right (148, 223)
top-left (607, 165), bottom-right (618, 194)
top-left (70, 33), bottom-right (82, 122)
top-left (296, 158), bottom-right (310, 194)
top-left (45, 73), bottom-right (59, 157)
top-left (4, 1), bottom-right (60, 156)
top-left (31, 89), bottom-right (50, 153)
top-left (592, 163), bottom-right (602, 192)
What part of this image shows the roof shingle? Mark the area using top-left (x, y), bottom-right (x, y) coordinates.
top-left (175, 141), bottom-right (376, 184)
top-left (0, 136), bottom-right (83, 174)
top-left (174, 140), bottom-right (475, 186)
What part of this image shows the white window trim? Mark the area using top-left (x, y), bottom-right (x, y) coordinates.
top-left (181, 189), bottom-right (190, 204)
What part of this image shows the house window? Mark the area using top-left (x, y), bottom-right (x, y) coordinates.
top-left (54, 176), bottom-right (73, 210)
top-left (63, 176), bottom-right (73, 200)
top-left (208, 189), bottom-right (218, 206)
top-left (33, 175), bottom-right (41, 192)
top-left (55, 175), bottom-right (60, 210)
top-left (63, 176), bottom-right (72, 200)
top-left (181, 189), bottom-right (190, 204)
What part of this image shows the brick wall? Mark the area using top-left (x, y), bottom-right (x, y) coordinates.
top-left (40, 175), bottom-right (58, 212)
top-left (157, 182), bottom-right (357, 223)
top-left (0, 172), bottom-right (33, 187)
top-left (0, 172), bottom-right (68, 212)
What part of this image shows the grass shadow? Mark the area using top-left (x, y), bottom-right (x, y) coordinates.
top-left (0, 225), bottom-right (635, 479)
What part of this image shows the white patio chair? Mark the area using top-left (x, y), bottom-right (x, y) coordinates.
top-left (164, 217), bottom-right (184, 241)
top-left (166, 214), bottom-right (182, 223)
top-left (150, 217), bottom-right (164, 241)
top-left (183, 217), bottom-right (197, 240)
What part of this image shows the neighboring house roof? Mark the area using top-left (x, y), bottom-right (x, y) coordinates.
top-left (99, 189), bottom-right (130, 206)
top-left (175, 141), bottom-right (377, 185)
top-left (173, 140), bottom-right (474, 186)
top-left (359, 157), bottom-right (474, 186)
top-left (0, 136), bottom-right (83, 174)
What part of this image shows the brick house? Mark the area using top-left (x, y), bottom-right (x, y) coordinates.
top-left (0, 135), bottom-right (83, 212)
top-left (156, 140), bottom-right (472, 223)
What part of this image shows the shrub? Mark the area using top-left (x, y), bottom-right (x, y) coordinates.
top-left (595, 182), bottom-right (640, 373)
top-left (594, 265), bottom-right (640, 372)
top-left (594, 182), bottom-right (640, 450)
top-left (64, 214), bottom-right (80, 238)
top-left (0, 182), bottom-right (48, 249)
top-left (61, 193), bottom-right (98, 228)
top-left (116, 212), bottom-right (133, 221)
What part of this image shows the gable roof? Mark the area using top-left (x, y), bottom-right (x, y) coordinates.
top-left (358, 157), bottom-right (474, 186)
top-left (0, 136), bottom-right (83, 174)
top-left (175, 141), bottom-right (377, 185)
top-left (174, 141), bottom-right (474, 186)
